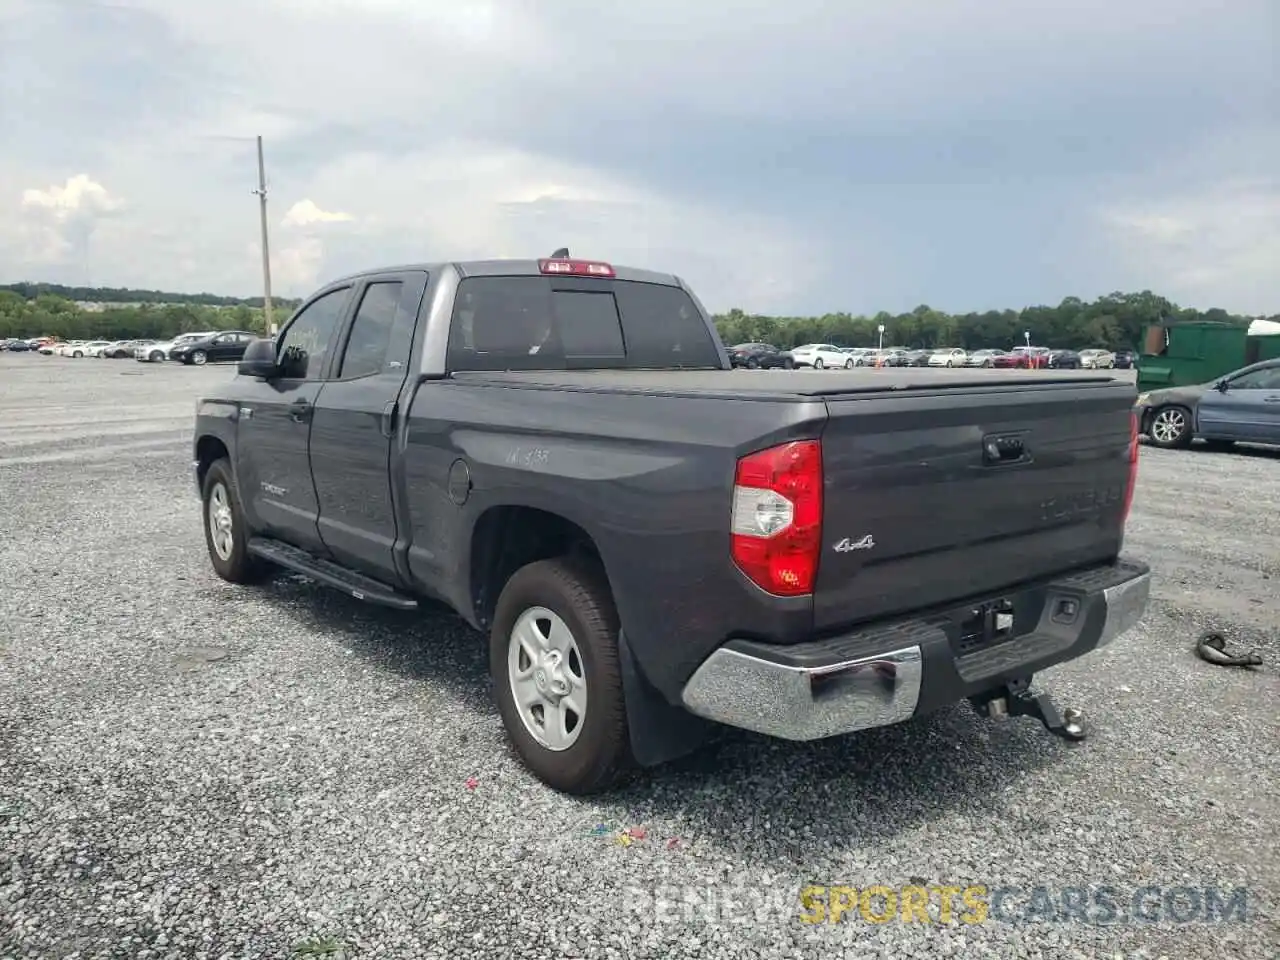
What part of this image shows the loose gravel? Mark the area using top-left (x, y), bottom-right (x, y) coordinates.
top-left (1, 354), bottom-right (1277, 959)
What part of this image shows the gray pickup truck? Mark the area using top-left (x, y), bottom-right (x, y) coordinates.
top-left (192, 254), bottom-right (1150, 794)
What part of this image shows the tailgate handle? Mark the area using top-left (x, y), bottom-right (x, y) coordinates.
top-left (983, 434), bottom-right (1027, 465)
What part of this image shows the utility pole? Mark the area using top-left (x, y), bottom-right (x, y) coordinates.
top-left (252, 135), bottom-right (276, 334)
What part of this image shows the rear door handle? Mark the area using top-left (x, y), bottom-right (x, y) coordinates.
top-left (289, 398), bottom-right (312, 423)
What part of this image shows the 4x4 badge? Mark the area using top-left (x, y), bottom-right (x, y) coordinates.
top-left (833, 535), bottom-right (875, 553)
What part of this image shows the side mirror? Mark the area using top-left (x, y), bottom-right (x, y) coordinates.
top-left (1214, 379), bottom-right (1230, 393)
top-left (237, 337), bottom-right (279, 379)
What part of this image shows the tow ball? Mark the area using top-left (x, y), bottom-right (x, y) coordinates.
top-left (969, 677), bottom-right (1086, 741)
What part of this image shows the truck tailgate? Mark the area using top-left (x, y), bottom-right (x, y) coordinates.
top-left (814, 381), bottom-right (1135, 632)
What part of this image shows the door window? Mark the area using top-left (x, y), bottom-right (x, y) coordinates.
top-left (337, 281), bottom-right (404, 379)
top-left (277, 287), bottom-right (350, 379)
top-left (1229, 367), bottom-right (1280, 390)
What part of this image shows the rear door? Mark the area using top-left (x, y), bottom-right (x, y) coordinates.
top-left (235, 285), bottom-right (353, 552)
top-left (813, 379), bottom-right (1134, 631)
top-left (308, 271), bottom-right (428, 579)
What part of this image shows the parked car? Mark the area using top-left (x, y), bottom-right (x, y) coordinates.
top-left (728, 342), bottom-right (793, 369)
top-left (1134, 358), bottom-right (1280, 449)
top-left (964, 349), bottom-right (1004, 368)
top-left (1010, 346), bottom-right (1052, 368)
top-left (789, 343), bottom-right (854, 369)
top-left (1079, 349), bottom-right (1116, 369)
top-left (868, 348), bottom-right (910, 367)
top-left (170, 330), bottom-right (258, 365)
top-left (137, 332), bottom-right (215, 362)
top-left (927, 348), bottom-right (967, 367)
top-left (75, 340), bottom-right (114, 358)
top-left (0, 338), bottom-right (29, 352)
top-left (902, 349), bottom-right (933, 367)
top-left (1047, 350), bottom-right (1083, 369)
top-left (1113, 350), bottom-right (1137, 370)
top-left (103, 340), bottom-right (153, 358)
top-left (192, 253), bottom-right (1149, 794)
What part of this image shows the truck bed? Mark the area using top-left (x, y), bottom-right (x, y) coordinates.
top-left (450, 367), bottom-right (1120, 399)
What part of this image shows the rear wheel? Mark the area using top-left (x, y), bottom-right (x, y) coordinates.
top-left (149, 351), bottom-right (164, 362)
top-left (844, 358), bottom-right (854, 369)
top-left (1147, 405), bottom-right (1193, 449)
top-left (814, 358), bottom-right (825, 369)
top-left (490, 556), bottom-right (631, 794)
top-left (746, 357), bottom-right (759, 369)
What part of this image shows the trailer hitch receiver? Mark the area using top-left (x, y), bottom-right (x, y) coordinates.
top-left (970, 677), bottom-right (1085, 741)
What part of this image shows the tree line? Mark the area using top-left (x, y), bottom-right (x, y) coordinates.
top-left (0, 284), bottom-right (1268, 351)
top-left (715, 292), bottom-right (1265, 353)
top-left (0, 281), bottom-right (290, 309)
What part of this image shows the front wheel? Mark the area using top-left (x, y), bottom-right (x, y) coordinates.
top-left (490, 557), bottom-right (631, 794)
top-left (201, 459), bottom-right (270, 583)
top-left (190, 350), bottom-right (208, 365)
top-left (844, 358), bottom-right (854, 369)
top-left (946, 360), bottom-right (954, 367)
top-left (746, 357), bottom-right (759, 369)
top-left (73, 351), bottom-right (83, 358)
top-left (813, 358), bottom-right (824, 369)
top-left (1147, 405), bottom-right (1193, 449)
top-left (149, 351), bottom-right (164, 362)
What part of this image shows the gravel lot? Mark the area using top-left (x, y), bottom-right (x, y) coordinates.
top-left (1, 354), bottom-right (1277, 960)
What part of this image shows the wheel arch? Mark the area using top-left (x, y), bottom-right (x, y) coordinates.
top-left (467, 504), bottom-right (615, 633)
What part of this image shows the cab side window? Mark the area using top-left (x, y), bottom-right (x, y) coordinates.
top-left (277, 288), bottom-right (350, 379)
top-left (337, 281), bottom-right (403, 379)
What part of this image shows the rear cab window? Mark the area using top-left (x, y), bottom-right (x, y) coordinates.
top-left (446, 275), bottom-right (721, 371)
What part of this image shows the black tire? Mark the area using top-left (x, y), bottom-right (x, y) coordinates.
top-left (983, 359), bottom-right (993, 367)
top-left (201, 459), bottom-right (270, 584)
top-left (814, 358), bottom-right (824, 369)
top-left (783, 357), bottom-right (794, 369)
top-left (844, 358), bottom-right (854, 368)
top-left (946, 360), bottom-right (954, 367)
top-left (1146, 405), bottom-right (1193, 449)
top-left (490, 556), bottom-right (631, 794)
top-left (746, 357), bottom-right (759, 369)
top-left (149, 351), bottom-right (164, 362)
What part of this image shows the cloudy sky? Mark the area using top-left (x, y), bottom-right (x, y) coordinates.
top-left (1, 0), bottom-right (1275, 315)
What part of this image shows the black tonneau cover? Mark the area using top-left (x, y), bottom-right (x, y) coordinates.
top-left (450, 368), bottom-right (1120, 399)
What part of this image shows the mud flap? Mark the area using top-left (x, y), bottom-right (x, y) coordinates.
top-left (618, 629), bottom-right (716, 767)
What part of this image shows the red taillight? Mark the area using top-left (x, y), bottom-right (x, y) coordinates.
top-left (730, 440), bottom-right (823, 596)
top-left (1121, 411), bottom-right (1139, 523)
top-left (537, 258), bottom-right (615, 278)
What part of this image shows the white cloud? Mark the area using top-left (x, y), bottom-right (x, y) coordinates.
top-left (21, 175), bottom-right (124, 221)
top-left (282, 199), bottom-right (355, 227)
